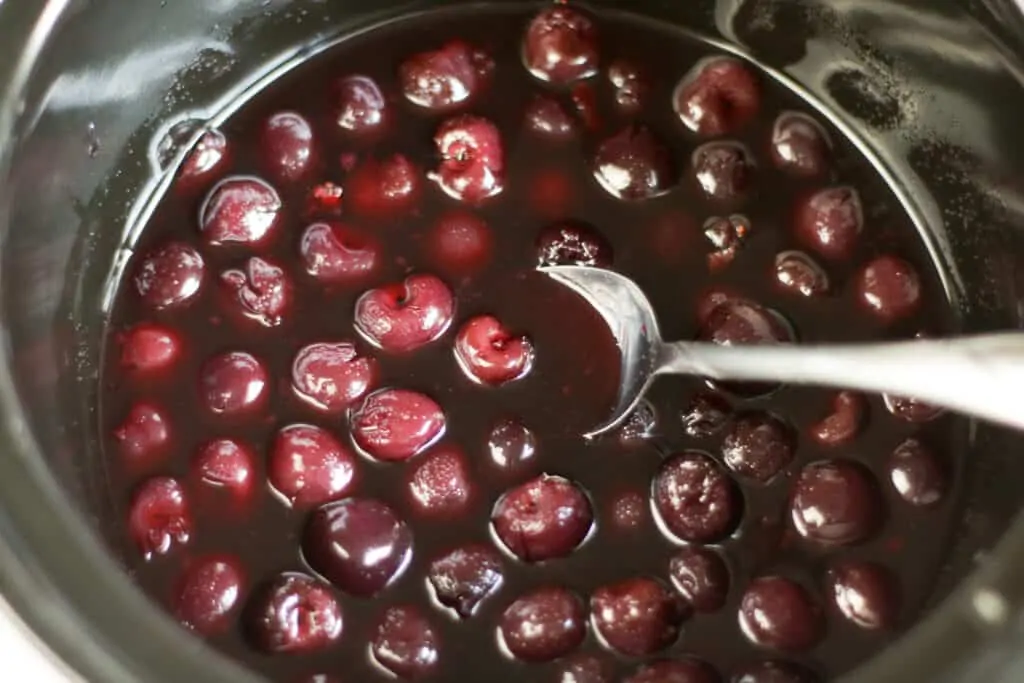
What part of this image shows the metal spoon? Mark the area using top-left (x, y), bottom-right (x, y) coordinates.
top-left (541, 265), bottom-right (1024, 438)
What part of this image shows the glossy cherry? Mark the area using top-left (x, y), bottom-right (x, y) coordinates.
top-left (134, 242), bottom-right (205, 310)
top-left (692, 141), bottom-right (754, 202)
top-left (113, 402), bottom-right (171, 466)
top-left (590, 577), bottom-right (686, 656)
top-left (771, 112), bottom-right (831, 176)
top-left (119, 324), bottom-right (181, 373)
top-left (593, 125), bottom-right (675, 201)
top-left (855, 255), bottom-right (922, 321)
top-left (624, 660), bottom-right (720, 683)
top-left (199, 176), bottom-right (282, 246)
top-left (454, 315), bottom-right (535, 386)
top-left (335, 75), bottom-right (387, 133)
top-left (299, 222), bottom-right (380, 283)
top-left (431, 115), bottom-right (505, 202)
top-left (790, 460), bottom-right (881, 546)
top-left (261, 111), bottom-right (314, 183)
top-left (175, 555), bottom-right (245, 635)
top-left (128, 477), bottom-right (192, 560)
top-left (427, 544), bottom-right (504, 618)
top-left (350, 388), bottom-right (446, 462)
top-left (192, 438), bottom-right (256, 498)
top-left (827, 561), bottom-right (899, 630)
top-left (794, 187), bottom-right (862, 261)
top-left (199, 351), bottom-right (269, 416)
top-left (345, 154), bottom-right (422, 218)
top-left (669, 547), bottom-right (730, 613)
top-left (652, 451), bottom-right (742, 543)
top-left (354, 274), bottom-right (455, 353)
top-left (889, 438), bottom-right (946, 506)
top-left (491, 475), bottom-right (593, 562)
top-left (499, 587), bottom-right (586, 662)
top-left (371, 606), bottom-right (440, 679)
top-left (674, 58), bottom-right (760, 136)
top-left (522, 6), bottom-right (599, 85)
top-left (536, 222), bottom-right (613, 267)
top-left (291, 341), bottom-right (378, 412)
top-left (247, 573), bottom-right (342, 654)
top-left (400, 40), bottom-right (493, 110)
top-left (268, 424), bottom-right (358, 507)
top-left (407, 447), bottom-right (473, 516)
top-left (219, 257), bottom-right (291, 327)
top-left (739, 576), bottom-right (822, 652)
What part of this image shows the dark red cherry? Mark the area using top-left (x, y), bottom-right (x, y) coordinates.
top-left (883, 392), bottom-right (943, 423)
top-left (810, 391), bottom-right (866, 446)
top-left (692, 141), bottom-right (753, 202)
top-left (733, 660), bottom-right (818, 683)
top-left (696, 287), bottom-right (741, 326)
top-left (454, 315), bottom-right (535, 386)
top-left (291, 341), bottom-right (378, 413)
top-left (669, 547), bottom-right (730, 613)
top-left (680, 392), bottom-right (732, 438)
top-left (500, 586), bottom-right (586, 662)
top-left (593, 125), bottom-right (676, 201)
top-left (261, 111), bottom-right (314, 183)
top-left (771, 112), bottom-right (831, 176)
top-left (305, 181), bottom-right (344, 218)
top-left (704, 214), bottom-right (751, 271)
top-left (300, 222), bottom-right (381, 283)
top-left (624, 659), bottom-right (720, 683)
top-left (400, 40), bottom-right (493, 110)
top-left (427, 544), bottom-right (504, 618)
top-left (487, 418), bottom-right (538, 474)
top-left (303, 498), bottom-right (412, 597)
top-left (178, 130), bottom-right (228, 186)
top-left (774, 251), bottom-right (829, 297)
top-left (739, 576), bottom-right (822, 652)
top-left (492, 475), bottom-right (593, 561)
top-left (174, 555), bottom-right (245, 635)
top-left (855, 255), bottom-right (922, 321)
top-left (220, 256), bottom-right (291, 327)
top-left (794, 187), bottom-right (862, 261)
top-left (827, 561), bottom-right (899, 630)
top-left (721, 413), bottom-right (795, 483)
top-left (350, 388), bottom-right (446, 462)
top-left (609, 60), bottom-right (648, 111)
top-left (888, 438), bottom-right (946, 506)
top-left (407, 447), bottom-right (473, 517)
top-left (355, 274), bottom-right (455, 353)
top-left (119, 324), bottom-right (181, 373)
top-left (590, 577), bottom-right (686, 656)
top-left (525, 95), bottom-right (577, 137)
top-left (199, 351), bottom-right (268, 416)
top-left (558, 655), bottom-right (614, 683)
top-left (674, 58), bottom-right (760, 136)
top-left (346, 154), bottom-right (422, 218)
top-left (192, 438), bottom-right (256, 498)
top-left (247, 573), bottom-right (342, 654)
top-left (618, 401), bottom-right (657, 443)
top-left (432, 115), bottom-right (505, 203)
top-left (652, 451), bottom-right (742, 543)
top-left (335, 75), bottom-right (387, 133)
top-left (536, 222), bottom-right (613, 267)
top-left (522, 6), bottom-right (599, 85)
top-left (113, 402), bottom-right (170, 466)
top-left (430, 210), bottom-right (493, 276)
top-left (371, 606), bottom-right (440, 679)
top-left (199, 176), bottom-right (281, 246)
top-left (268, 424), bottom-right (358, 507)
top-left (134, 242), bottom-right (205, 309)
top-left (128, 477), bottom-right (191, 560)
top-left (790, 460), bottom-right (880, 546)
top-left (699, 300), bottom-right (794, 347)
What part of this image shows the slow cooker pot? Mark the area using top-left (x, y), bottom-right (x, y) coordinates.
top-left (2, 0), bottom-right (1024, 681)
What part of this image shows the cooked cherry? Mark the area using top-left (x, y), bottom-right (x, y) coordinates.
top-left (199, 176), bottom-right (281, 246)
top-left (732, 660), bottom-right (818, 683)
top-left (624, 659), bottom-right (720, 683)
top-left (771, 112), bottom-right (831, 176)
top-left (721, 413), bottom-right (795, 483)
top-left (855, 255), bottom-right (922, 321)
top-left (674, 58), bottom-right (760, 136)
top-left (175, 555), bottom-right (245, 635)
top-left (119, 324), bottom-right (181, 373)
top-left (430, 210), bottom-right (493, 276)
top-left (400, 40), bottom-right (493, 110)
top-left (610, 491), bottom-right (647, 530)
top-left (593, 125), bottom-right (676, 201)
top-left (334, 75), bottom-right (387, 133)
top-left (790, 460), bottom-right (880, 546)
top-left (681, 392), bottom-right (732, 438)
top-left (794, 187), bottom-right (862, 261)
top-left (128, 477), bottom-right (192, 560)
top-left (487, 418), bottom-right (538, 474)
top-left (431, 115), bottom-right (505, 202)
top-left (427, 544), bottom-right (504, 618)
top-left (291, 341), bottom-right (378, 412)
top-left (346, 154), bottom-right (422, 218)
top-left (704, 214), bottom-right (751, 271)
top-left (591, 577), bottom-right (686, 656)
top-left (199, 351), bottom-right (268, 416)
top-left (300, 223), bottom-right (381, 283)
top-left (247, 573), bottom-right (342, 654)
top-left (692, 141), bottom-right (753, 202)
top-left (454, 315), bottom-right (535, 386)
top-left (669, 547), bottom-right (730, 613)
top-left (134, 242), bottom-right (205, 309)
top-left (525, 95), bottom-right (577, 137)
top-left (653, 451), bottom-right (742, 543)
top-left (371, 606), bottom-right (440, 679)
top-left (883, 392), bottom-right (943, 423)
top-left (536, 222), bottom-right (613, 268)
top-left (492, 475), bottom-right (593, 561)
top-left (192, 438), bottom-right (256, 498)
top-left (810, 391), bottom-right (866, 446)
top-left (407, 447), bottom-right (473, 516)
top-left (305, 181), bottom-right (344, 218)
top-left (774, 251), bottom-right (829, 297)
top-left (557, 654), bottom-right (614, 683)
top-left (178, 129), bottom-right (228, 186)
top-left (261, 112), bottom-right (314, 183)
top-left (500, 586), bottom-right (586, 662)
top-left (739, 576), bottom-right (822, 652)
top-left (350, 388), bottom-right (446, 462)
top-left (303, 498), bottom-right (412, 597)
top-left (827, 561), bottom-right (899, 630)
top-left (354, 274), bottom-right (455, 353)
top-left (220, 257), bottom-right (291, 326)
top-left (889, 438), bottom-right (946, 506)
top-left (618, 400), bottom-right (657, 443)
top-left (522, 6), bottom-right (599, 85)
top-left (609, 60), bottom-right (647, 111)
top-left (268, 424), bottom-right (358, 507)
top-left (113, 402), bottom-right (170, 466)
top-left (696, 288), bottom-right (741, 326)
top-left (699, 300), bottom-right (794, 346)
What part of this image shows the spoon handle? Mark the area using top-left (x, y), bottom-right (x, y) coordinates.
top-left (661, 332), bottom-right (1024, 429)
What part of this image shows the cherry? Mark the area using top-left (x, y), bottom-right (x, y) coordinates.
top-left (771, 112), bottom-right (831, 176)
top-left (199, 351), bottom-right (268, 416)
top-left (789, 460), bottom-right (880, 546)
top-left (704, 214), bottom-right (751, 271)
top-left (334, 75), bottom-right (387, 133)
top-left (883, 392), bottom-right (943, 423)
top-left (119, 324), bottom-right (181, 373)
top-left (268, 424), bottom-right (358, 507)
top-left (525, 95), bottom-right (577, 137)
top-left (889, 438), bottom-right (946, 506)
top-left (192, 438), bottom-right (256, 497)
top-left (454, 315), bottom-right (535, 386)
top-left (350, 388), bottom-right (446, 462)
top-left (128, 477), bottom-right (191, 560)
top-left (593, 125), bottom-right (676, 201)
top-left (692, 141), bottom-right (754, 202)
top-left (492, 475), bottom-right (592, 562)
top-left (652, 451), bottom-right (742, 543)
top-left (134, 242), bottom-right (205, 309)
top-left (855, 255), bottom-right (922, 321)
top-left (698, 300), bottom-right (794, 346)
top-left (500, 586), bottom-right (586, 662)
top-left (536, 222), bottom-right (613, 268)
top-left (430, 210), bottom-right (493, 276)
top-left (427, 544), bottom-right (504, 618)
top-left (174, 555), bottom-right (245, 635)
top-left (199, 176), bottom-right (281, 246)
top-left (680, 392), bottom-right (732, 438)
top-left (774, 251), bottom-right (829, 297)
top-left (696, 288), bottom-right (741, 326)
top-left (431, 115), bottom-right (505, 202)
top-left (247, 573), bottom-right (342, 654)
top-left (721, 413), bottom-right (795, 483)
top-left (810, 391), bottom-right (866, 446)
top-left (609, 60), bottom-right (647, 111)
top-left (178, 129), bottom-right (228, 186)
top-left (299, 222), bottom-right (381, 283)
top-left (794, 187), bottom-right (862, 261)
top-left (733, 661), bottom-right (818, 683)
top-left (557, 655), bottom-right (614, 683)
top-left (305, 181), bottom-right (344, 218)
top-left (673, 58), bottom-right (760, 136)
top-left (487, 418), bottom-right (538, 474)
top-left (407, 447), bottom-right (473, 516)
top-left (590, 577), bottom-right (686, 656)
top-left (827, 561), bottom-right (899, 630)
top-left (669, 547), bottom-right (730, 613)
top-left (739, 576), bottom-right (822, 652)
top-left (113, 402), bottom-right (170, 466)
top-left (291, 341), bottom-right (378, 412)
top-left (220, 256), bottom-right (291, 327)
top-left (400, 40), bottom-right (493, 110)
top-left (522, 6), bottom-right (599, 85)
top-left (345, 154), bottom-right (422, 218)
top-left (302, 498), bottom-right (412, 597)
top-left (624, 660), bottom-right (720, 683)
top-left (371, 606), bottom-right (440, 679)
top-left (261, 111), bottom-right (314, 183)
top-left (618, 401), bottom-right (658, 443)
top-left (354, 274), bottom-right (455, 353)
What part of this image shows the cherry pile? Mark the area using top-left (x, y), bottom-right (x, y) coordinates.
top-left (100, 5), bottom-right (965, 683)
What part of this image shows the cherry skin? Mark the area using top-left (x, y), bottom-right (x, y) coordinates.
top-left (810, 391), bottom-right (866, 446)
top-left (669, 547), bottom-right (730, 613)
top-left (113, 402), bottom-right (170, 467)
top-left (128, 476), bottom-right (192, 560)
top-left (261, 111), bottom-right (314, 183)
top-left (674, 58), bottom-right (760, 136)
top-left (618, 401), bottom-right (658, 443)
top-left (704, 214), bottom-right (751, 272)
top-left (652, 451), bottom-right (742, 543)
top-left (487, 418), bottom-right (538, 474)
top-left (178, 129), bottom-right (228, 187)
top-left (429, 210), bottom-right (493, 276)
top-left (454, 315), bottom-right (535, 386)
top-left (499, 586), bottom-right (586, 662)
top-left (593, 125), bottom-right (676, 201)
top-left (220, 256), bottom-right (291, 327)
top-left (827, 561), bottom-right (899, 630)
top-left (692, 141), bottom-right (754, 202)
top-left (721, 413), bottom-right (795, 483)
top-left (119, 324), bottom-right (180, 373)
top-left (134, 242), bottom-right (205, 310)
top-left (557, 655), bottom-right (615, 683)
top-left (407, 447), bottom-right (473, 517)
top-left (350, 388), bottom-right (446, 462)
top-left (400, 40), bottom-right (493, 110)
top-left (789, 460), bottom-right (881, 546)
top-left (431, 115), bottom-right (505, 203)
top-left (522, 6), bottom-right (599, 85)
top-left (855, 255), bottom-right (922, 322)
top-left (536, 222), bottom-right (613, 267)
top-left (299, 222), bottom-right (381, 283)
top-left (247, 573), bottom-right (342, 654)
top-left (174, 555), bottom-right (245, 635)
top-left (199, 176), bottom-right (281, 246)
top-left (733, 661), bottom-right (818, 683)
top-left (371, 606), bottom-right (440, 679)
top-left (771, 112), bottom-right (831, 176)
top-left (681, 392), bottom-right (732, 439)
top-left (291, 341), bottom-right (378, 413)
top-left (739, 576), bottom-right (822, 652)
top-left (354, 274), bottom-right (455, 353)
top-left (794, 187), bottom-right (862, 261)
top-left (774, 251), bottom-right (829, 297)
top-left (199, 351), bottom-right (269, 416)
top-left (491, 475), bottom-right (593, 562)
top-left (268, 424), bottom-right (358, 507)
top-left (302, 498), bottom-right (412, 597)
top-left (345, 154), bottom-right (422, 218)
top-left (525, 95), bottom-right (578, 138)
top-left (889, 438), bottom-right (946, 506)
top-left (427, 544), bottom-right (504, 618)
top-left (590, 577), bottom-right (687, 656)
top-left (699, 300), bottom-right (794, 347)
top-left (192, 438), bottom-right (256, 498)
top-left (334, 75), bottom-right (387, 134)
top-left (883, 392), bottom-right (944, 423)
top-left (609, 60), bottom-right (648, 111)
top-left (624, 660), bottom-right (720, 683)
